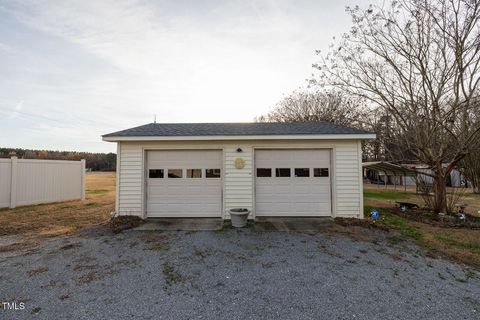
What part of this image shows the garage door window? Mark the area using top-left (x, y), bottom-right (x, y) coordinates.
top-left (168, 169), bottom-right (183, 178)
top-left (275, 168), bottom-right (291, 177)
top-left (256, 168), bottom-right (272, 177)
top-left (314, 168), bottom-right (329, 177)
top-left (294, 168), bottom-right (310, 177)
top-left (206, 169), bottom-right (221, 178)
top-left (187, 169), bottom-right (202, 178)
top-left (149, 169), bottom-right (164, 178)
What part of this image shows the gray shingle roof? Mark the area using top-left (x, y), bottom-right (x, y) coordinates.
top-left (103, 122), bottom-right (372, 137)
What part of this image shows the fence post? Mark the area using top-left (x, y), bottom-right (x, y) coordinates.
top-left (81, 159), bottom-right (86, 200)
top-left (10, 156), bottom-right (18, 208)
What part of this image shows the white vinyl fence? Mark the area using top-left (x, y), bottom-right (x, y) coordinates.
top-left (0, 157), bottom-right (85, 209)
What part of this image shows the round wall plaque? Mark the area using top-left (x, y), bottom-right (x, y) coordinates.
top-left (234, 158), bottom-right (245, 169)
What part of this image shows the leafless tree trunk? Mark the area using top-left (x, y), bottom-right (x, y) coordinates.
top-left (315, 0), bottom-right (480, 213)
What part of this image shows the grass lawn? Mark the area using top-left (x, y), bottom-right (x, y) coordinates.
top-left (364, 204), bottom-right (480, 268)
top-left (0, 172), bottom-right (114, 237)
top-left (363, 189), bottom-right (411, 200)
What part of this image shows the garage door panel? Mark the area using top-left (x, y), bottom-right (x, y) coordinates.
top-left (293, 185), bottom-right (315, 194)
top-left (272, 185), bottom-right (290, 194)
top-left (255, 149), bottom-right (331, 217)
top-left (256, 202), bottom-right (292, 213)
top-left (146, 150), bottom-right (222, 218)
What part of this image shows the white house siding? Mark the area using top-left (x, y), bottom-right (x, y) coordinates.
top-left (224, 145), bottom-right (254, 217)
top-left (334, 140), bottom-right (363, 218)
top-left (117, 142), bottom-right (144, 216)
top-left (116, 140), bottom-right (363, 219)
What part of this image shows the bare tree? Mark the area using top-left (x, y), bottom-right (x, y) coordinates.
top-left (256, 90), bottom-right (367, 127)
top-left (257, 90), bottom-right (405, 161)
top-left (315, 0), bottom-right (480, 213)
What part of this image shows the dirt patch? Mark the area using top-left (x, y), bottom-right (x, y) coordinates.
top-left (0, 241), bottom-right (39, 253)
top-left (60, 242), bottom-right (82, 250)
top-left (193, 247), bottom-right (214, 259)
top-left (110, 215), bottom-right (144, 234)
top-left (27, 267), bottom-right (49, 277)
top-left (77, 271), bottom-right (102, 285)
top-left (326, 222), bottom-right (391, 243)
top-left (73, 264), bottom-right (98, 272)
top-left (386, 252), bottom-right (403, 261)
top-left (140, 232), bottom-right (170, 251)
top-left (162, 262), bottom-right (183, 286)
top-left (334, 217), bottom-right (391, 231)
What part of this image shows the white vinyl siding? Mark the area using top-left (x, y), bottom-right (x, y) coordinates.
top-left (117, 143), bottom-right (143, 215)
top-left (335, 141), bottom-right (363, 217)
top-left (116, 140), bottom-right (363, 219)
top-left (224, 146), bottom-right (254, 216)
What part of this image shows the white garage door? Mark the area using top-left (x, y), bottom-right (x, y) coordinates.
top-left (255, 149), bottom-right (331, 217)
top-left (146, 150), bottom-right (222, 218)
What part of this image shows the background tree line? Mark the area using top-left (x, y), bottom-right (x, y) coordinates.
top-left (0, 148), bottom-right (116, 171)
top-left (258, 0), bottom-right (480, 212)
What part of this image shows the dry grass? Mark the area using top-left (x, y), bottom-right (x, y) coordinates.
top-left (0, 172), bottom-right (114, 237)
top-left (416, 223), bottom-right (480, 267)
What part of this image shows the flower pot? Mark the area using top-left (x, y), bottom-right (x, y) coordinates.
top-left (228, 208), bottom-right (250, 228)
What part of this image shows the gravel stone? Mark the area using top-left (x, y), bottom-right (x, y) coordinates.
top-left (0, 226), bottom-right (478, 320)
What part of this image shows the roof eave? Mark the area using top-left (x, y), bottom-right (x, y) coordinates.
top-left (102, 133), bottom-right (376, 142)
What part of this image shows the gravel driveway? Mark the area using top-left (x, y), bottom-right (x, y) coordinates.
top-left (0, 225), bottom-right (478, 320)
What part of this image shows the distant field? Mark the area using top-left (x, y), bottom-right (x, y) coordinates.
top-left (0, 172), bottom-right (114, 237)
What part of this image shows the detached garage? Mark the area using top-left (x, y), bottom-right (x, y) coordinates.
top-left (102, 122), bottom-right (375, 220)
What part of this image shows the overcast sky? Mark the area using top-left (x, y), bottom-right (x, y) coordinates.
top-left (0, 0), bottom-right (376, 153)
